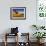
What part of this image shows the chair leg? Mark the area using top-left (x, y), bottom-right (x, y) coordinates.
top-left (4, 41), bottom-right (7, 46)
top-left (4, 33), bottom-right (7, 46)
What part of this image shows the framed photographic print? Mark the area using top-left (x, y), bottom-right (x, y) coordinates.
top-left (10, 7), bottom-right (26, 20)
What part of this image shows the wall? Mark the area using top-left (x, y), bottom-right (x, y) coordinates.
top-left (0, 0), bottom-right (37, 42)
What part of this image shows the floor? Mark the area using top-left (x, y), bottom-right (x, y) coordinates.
top-left (0, 42), bottom-right (46, 46)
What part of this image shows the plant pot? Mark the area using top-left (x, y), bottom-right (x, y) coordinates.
top-left (40, 38), bottom-right (45, 43)
top-left (37, 39), bottom-right (45, 44)
top-left (37, 39), bottom-right (40, 43)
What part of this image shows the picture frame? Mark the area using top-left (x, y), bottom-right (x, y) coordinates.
top-left (10, 7), bottom-right (26, 20)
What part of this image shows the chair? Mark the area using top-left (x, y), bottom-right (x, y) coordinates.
top-left (18, 33), bottom-right (30, 46)
top-left (4, 33), bottom-right (18, 46)
top-left (4, 27), bottom-right (19, 46)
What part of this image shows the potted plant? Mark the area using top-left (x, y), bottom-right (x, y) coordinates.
top-left (33, 32), bottom-right (46, 43)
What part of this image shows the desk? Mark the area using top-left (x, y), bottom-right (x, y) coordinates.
top-left (4, 33), bottom-right (18, 46)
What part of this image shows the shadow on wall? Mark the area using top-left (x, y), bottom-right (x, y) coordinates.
top-left (2, 28), bottom-right (11, 34)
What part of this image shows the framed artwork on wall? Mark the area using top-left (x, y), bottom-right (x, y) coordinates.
top-left (10, 7), bottom-right (26, 20)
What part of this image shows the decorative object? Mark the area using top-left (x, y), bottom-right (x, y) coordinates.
top-left (11, 27), bottom-right (18, 34)
top-left (10, 7), bottom-right (26, 20)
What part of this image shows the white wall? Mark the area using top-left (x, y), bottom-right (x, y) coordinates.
top-left (0, 0), bottom-right (37, 42)
top-left (0, 0), bottom-right (37, 34)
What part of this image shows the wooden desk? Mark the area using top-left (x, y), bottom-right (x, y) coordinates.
top-left (4, 33), bottom-right (18, 46)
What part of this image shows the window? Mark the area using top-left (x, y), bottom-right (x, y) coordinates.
top-left (37, 0), bottom-right (46, 18)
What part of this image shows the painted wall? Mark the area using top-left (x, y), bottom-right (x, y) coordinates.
top-left (0, 0), bottom-right (37, 42)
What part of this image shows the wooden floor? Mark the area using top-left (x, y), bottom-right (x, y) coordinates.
top-left (0, 42), bottom-right (46, 46)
